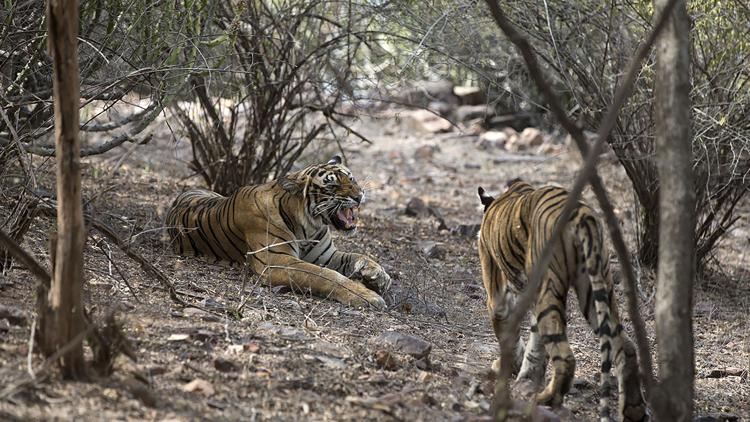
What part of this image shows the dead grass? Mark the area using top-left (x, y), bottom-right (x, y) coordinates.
top-left (0, 113), bottom-right (747, 421)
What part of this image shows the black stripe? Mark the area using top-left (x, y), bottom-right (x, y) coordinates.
top-left (542, 333), bottom-right (567, 344)
top-left (537, 304), bottom-right (564, 322)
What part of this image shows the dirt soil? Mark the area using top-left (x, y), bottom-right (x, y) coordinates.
top-left (1, 110), bottom-right (748, 421)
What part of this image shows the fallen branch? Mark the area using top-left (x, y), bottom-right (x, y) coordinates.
top-left (0, 228), bottom-right (51, 286)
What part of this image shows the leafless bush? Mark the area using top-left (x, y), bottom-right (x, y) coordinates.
top-left (497, 0), bottom-right (749, 270)
top-left (170, 1), bottom-right (379, 193)
top-left (0, 0), bottom-right (208, 159)
top-left (382, 0), bottom-right (749, 271)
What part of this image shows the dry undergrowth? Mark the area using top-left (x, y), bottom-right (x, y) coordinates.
top-left (0, 113), bottom-right (747, 421)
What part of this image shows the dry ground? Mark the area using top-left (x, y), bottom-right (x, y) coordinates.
top-left (1, 110), bottom-right (748, 421)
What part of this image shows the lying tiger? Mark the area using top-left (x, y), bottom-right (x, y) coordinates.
top-left (165, 156), bottom-right (391, 309)
top-left (477, 179), bottom-right (647, 422)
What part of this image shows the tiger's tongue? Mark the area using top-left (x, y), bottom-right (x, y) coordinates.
top-left (336, 207), bottom-right (357, 228)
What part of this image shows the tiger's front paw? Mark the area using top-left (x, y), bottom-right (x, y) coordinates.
top-left (351, 258), bottom-right (392, 294)
top-left (340, 287), bottom-right (387, 310)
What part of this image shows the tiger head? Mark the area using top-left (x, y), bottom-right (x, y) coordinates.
top-left (281, 156), bottom-right (364, 231)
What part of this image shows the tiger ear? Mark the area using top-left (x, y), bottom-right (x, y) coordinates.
top-left (478, 187), bottom-right (494, 209)
top-left (328, 155), bottom-right (342, 165)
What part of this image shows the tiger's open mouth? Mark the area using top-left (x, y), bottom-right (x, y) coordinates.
top-left (331, 205), bottom-right (359, 231)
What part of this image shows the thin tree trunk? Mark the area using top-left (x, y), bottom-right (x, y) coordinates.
top-left (652, 0), bottom-right (695, 419)
top-left (45, 0), bottom-right (87, 379)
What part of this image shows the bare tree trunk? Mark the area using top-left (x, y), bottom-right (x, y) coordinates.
top-left (652, 0), bottom-right (694, 419)
top-left (44, 0), bottom-right (87, 379)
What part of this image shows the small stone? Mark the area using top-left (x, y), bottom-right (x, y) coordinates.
top-left (370, 331), bottom-right (432, 359)
top-left (415, 356), bottom-right (431, 370)
top-left (418, 371), bottom-right (434, 382)
top-left (532, 405), bottom-right (562, 422)
top-left (192, 329), bottom-right (218, 342)
top-left (405, 197), bottom-right (428, 218)
top-left (427, 101), bottom-right (453, 117)
top-left (419, 241), bottom-right (445, 259)
top-left (695, 413), bottom-right (739, 422)
top-left (454, 86), bottom-right (485, 105)
top-left (183, 307), bottom-right (220, 322)
top-left (477, 131), bottom-right (508, 150)
top-left (0, 305), bottom-right (26, 326)
top-left (124, 377), bottom-right (159, 408)
top-left (454, 104), bottom-right (495, 122)
top-left (279, 299), bottom-right (302, 312)
top-left (374, 350), bottom-right (400, 371)
top-left (419, 240), bottom-right (445, 259)
top-left (519, 127), bottom-right (545, 148)
top-left (213, 357), bottom-right (239, 373)
top-left (703, 367), bottom-right (746, 378)
top-left (452, 224), bottom-right (481, 238)
top-left (414, 145), bottom-right (439, 161)
top-left (182, 378), bottom-right (215, 396)
top-left (167, 333), bottom-right (190, 342)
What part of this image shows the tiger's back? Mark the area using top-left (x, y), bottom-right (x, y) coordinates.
top-left (164, 188), bottom-right (249, 262)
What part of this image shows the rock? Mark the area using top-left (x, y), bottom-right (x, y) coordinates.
top-left (420, 117), bottom-right (452, 133)
top-left (519, 127), bottom-right (545, 148)
top-left (405, 197), bottom-right (428, 218)
top-left (418, 371), bottom-right (434, 382)
top-left (395, 80), bottom-right (458, 108)
top-left (370, 331), bottom-right (432, 359)
top-left (415, 356), bottom-right (431, 370)
top-left (305, 353), bottom-right (347, 369)
top-left (279, 299), bottom-right (302, 312)
top-left (702, 367), bottom-right (746, 378)
top-left (532, 405), bottom-right (562, 422)
top-left (198, 298), bottom-right (226, 311)
top-left (123, 377), bottom-right (159, 408)
top-left (695, 413), bottom-right (740, 422)
top-left (213, 357), bottom-right (239, 373)
top-left (454, 86), bottom-right (485, 105)
top-left (183, 307), bottom-right (220, 322)
top-left (167, 333), bottom-right (190, 342)
top-left (419, 241), bottom-right (445, 259)
top-left (374, 350), bottom-right (401, 371)
top-left (486, 113), bottom-right (535, 131)
top-left (454, 104), bottom-right (496, 122)
top-left (0, 305), bottom-right (26, 326)
top-left (427, 101), bottom-right (454, 117)
top-left (477, 131), bottom-right (508, 150)
top-left (182, 379), bottom-right (215, 396)
top-left (535, 143), bottom-right (564, 155)
top-left (192, 329), bottom-right (218, 342)
top-left (452, 224), bottom-right (481, 238)
top-left (414, 145), bottom-right (439, 161)
top-left (493, 153), bottom-right (552, 164)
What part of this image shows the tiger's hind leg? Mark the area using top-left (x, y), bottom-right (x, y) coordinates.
top-left (516, 313), bottom-right (547, 386)
top-left (479, 244), bottom-right (524, 374)
top-left (534, 272), bottom-right (576, 407)
top-left (575, 219), bottom-right (647, 422)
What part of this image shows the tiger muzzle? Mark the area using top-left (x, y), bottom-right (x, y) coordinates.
top-left (332, 204), bottom-right (359, 231)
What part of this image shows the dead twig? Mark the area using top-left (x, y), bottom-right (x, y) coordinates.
top-left (0, 228), bottom-right (51, 286)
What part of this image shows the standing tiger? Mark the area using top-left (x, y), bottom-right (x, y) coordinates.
top-left (165, 156), bottom-right (391, 309)
top-left (477, 179), bottom-right (647, 422)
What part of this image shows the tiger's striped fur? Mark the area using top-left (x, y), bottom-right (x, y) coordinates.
top-left (165, 156), bottom-right (391, 309)
top-left (477, 179), bottom-right (647, 422)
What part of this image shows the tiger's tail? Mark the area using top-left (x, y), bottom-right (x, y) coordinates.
top-left (572, 209), bottom-right (647, 422)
